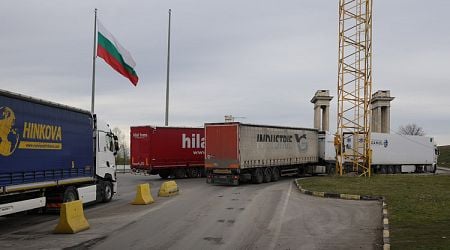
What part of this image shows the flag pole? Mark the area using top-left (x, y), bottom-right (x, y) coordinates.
top-left (164, 9), bottom-right (172, 126)
top-left (91, 8), bottom-right (98, 115)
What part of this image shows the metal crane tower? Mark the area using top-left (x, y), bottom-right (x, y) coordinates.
top-left (336, 0), bottom-right (373, 176)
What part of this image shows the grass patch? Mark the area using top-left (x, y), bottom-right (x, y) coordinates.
top-left (299, 175), bottom-right (450, 249)
top-left (438, 145), bottom-right (450, 168)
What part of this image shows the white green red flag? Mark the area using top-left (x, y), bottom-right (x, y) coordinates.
top-left (97, 21), bottom-right (139, 86)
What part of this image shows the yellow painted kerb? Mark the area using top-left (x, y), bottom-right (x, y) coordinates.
top-left (312, 191), bottom-right (325, 197)
top-left (340, 193), bottom-right (360, 200)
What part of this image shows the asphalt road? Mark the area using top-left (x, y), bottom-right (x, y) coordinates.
top-left (0, 174), bottom-right (382, 250)
top-left (437, 167), bottom-right (450, 174)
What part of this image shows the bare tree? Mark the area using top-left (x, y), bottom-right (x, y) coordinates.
top-left (398, 123), bottom-right (425, 136)
top-left (112, 127), bottom-right (129, 165)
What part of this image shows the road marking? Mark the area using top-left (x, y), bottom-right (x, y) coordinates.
top-left (269, 181), bottom-right (292, 250)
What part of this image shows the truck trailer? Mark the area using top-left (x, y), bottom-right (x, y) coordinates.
top-left (0, 90), bottom-right (118, 216)
top-left (205, 122), bottom-right (321, 185)
top-left (319, 131), bottom-right (438, 173)
top-left (130, 126), bottom-right (205, 178)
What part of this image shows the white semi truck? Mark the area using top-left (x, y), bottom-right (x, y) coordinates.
top-left (319, 131), bottom-right (439, 174)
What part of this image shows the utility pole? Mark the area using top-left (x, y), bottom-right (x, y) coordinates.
top-left (91, 8), bottom-right (98, 115)
top-left (165, 9), bottom-right (172, 126)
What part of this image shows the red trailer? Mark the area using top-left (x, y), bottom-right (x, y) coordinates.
top-left (130, 126), bottom-right (205, 178)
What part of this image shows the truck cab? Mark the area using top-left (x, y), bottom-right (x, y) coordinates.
top-left (96, 120), bottom-right (118, 183)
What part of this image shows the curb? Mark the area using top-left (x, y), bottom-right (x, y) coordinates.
top-left (294, 179), bottom-right (390, 250)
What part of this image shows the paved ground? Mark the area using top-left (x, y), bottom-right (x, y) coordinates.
top-left (437, 167), bottom-right (450, 175)
top-left (0, 174), bottom-right (382, 250)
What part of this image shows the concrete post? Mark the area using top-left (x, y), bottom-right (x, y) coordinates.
top-left (385, 106), bottom-right (390, 133)
top-left (371, 90), bottom-right (395, 134)
top-left (376, 107), bottom-right (382, 133)
top-left (371, 107), bottom-right (377, 132)
top-left (311, 90), bottom-right (333, 131)
top-left (314, 106), bottom-right (321, 130)
top-left (322, 106), bottom-right (330, 131)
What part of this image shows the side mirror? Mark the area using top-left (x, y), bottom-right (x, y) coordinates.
top-left (113, 135), bottom-right (119, 155)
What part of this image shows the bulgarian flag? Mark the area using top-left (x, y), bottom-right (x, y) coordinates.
top-left (97, 21), bottom-right (139, 86)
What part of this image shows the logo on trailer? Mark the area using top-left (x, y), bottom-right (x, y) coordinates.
top-left (0, 107), bottom-right (19, 156)
top-left (256, 133), bottom-right (308, 151)
top-left (295, 134), bottom-right (308, 151)
top-left (371, 139), bottom-right (389, 148)
top-left (133, 132), bottom-right (148, 139)
top-left (0, 106), bottom-right (63, 157)
top-left (182, 133), bottom-right (205, 149)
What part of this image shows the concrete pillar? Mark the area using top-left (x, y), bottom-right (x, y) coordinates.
top-left (371, 108), bottom-right (377, 132)
top-left (310, 90), bottom-right (333, 131)
top-left (322, 106), bottom-right (330, 131)
top-left (314, 106), bottom-right (321, 129)
top-left (371, 90), bottom-right (395, 134)
top-left (376, 107), bottom-right (382, 133)
top-left (385, 106), bottom-right (390, 133)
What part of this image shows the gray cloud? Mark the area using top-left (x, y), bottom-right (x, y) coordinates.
top-left (1, 0), bottom-right (449, 145)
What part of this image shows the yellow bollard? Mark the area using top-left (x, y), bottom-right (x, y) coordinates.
top-left (158, 181), bottom-right (179, 197)
top-left (132, 183), bottom-right (154, 205)
top-left (54, 200), bottom-right (90, 234)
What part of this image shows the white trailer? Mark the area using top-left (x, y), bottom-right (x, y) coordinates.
top-left (319, 131), bottom-right (438, 173)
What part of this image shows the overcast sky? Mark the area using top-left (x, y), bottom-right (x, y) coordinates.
top-left (1, 1), bottom-right (449, 145)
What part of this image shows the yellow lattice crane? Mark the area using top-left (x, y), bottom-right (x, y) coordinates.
top-left (336, 0), bottom-right (373, 176)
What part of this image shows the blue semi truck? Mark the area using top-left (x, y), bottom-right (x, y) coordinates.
top-left (0, 89), bottom-right (118, 216)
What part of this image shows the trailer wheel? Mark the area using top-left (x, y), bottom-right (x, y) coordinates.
top-left (186, 168), bottom-right (199, 178)
top-left (271, 167), bottom-right (280, 182)
top-left (263, 168), bottom-right (271, 183)
top-left (387, 166), bottom-right (394, 174)
top-left (101, 181), bottom-right (113, 203)
top-left (159, 170), bottom-right (170, 179)
top-left (252, 168), bottom-right (263, 184)
top-left (63, 187), bottom-right (78, 203)
top-left (174, 168), bottom-right (186, 179)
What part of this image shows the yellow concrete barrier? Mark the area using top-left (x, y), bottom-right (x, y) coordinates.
top-left (158, 181), bottom-right (179, 197)
top-left (54, 200), bottom-right (90, 234)
top-left (132, 183), bottom-right (154, 205)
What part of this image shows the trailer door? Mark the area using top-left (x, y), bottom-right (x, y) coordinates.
top-left (205, 124), bottom-right (239, 169)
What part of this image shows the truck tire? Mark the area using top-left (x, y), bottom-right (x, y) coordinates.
top-left (252, 168), bottom-right (263, 184)
top-left (271, 167), bottom-right (280, 182)
top-left (186, 168), bottom-right (199, 178)
top-left (263, 168), bottom-right (271, 183)
top-left (387, 166), bottom-right (393, 174)
top-left (101, 181), bottom-right (113, 203)
top-left (159, 171), bottom-right (170, 179)
top-left (63, 187), bottom-right (78, 203)
top-left (174, 168), bottom-right (186, 179)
